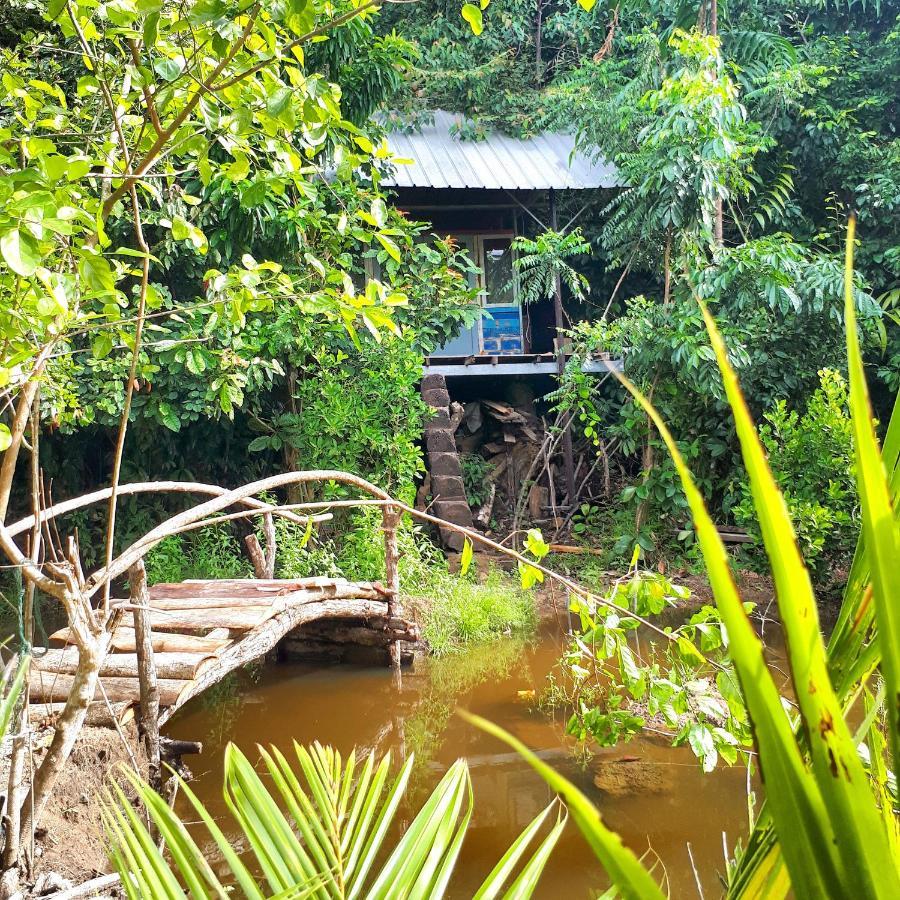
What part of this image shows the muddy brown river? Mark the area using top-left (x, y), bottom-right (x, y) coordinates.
top-left (168, 621), bottom-right (754, 897)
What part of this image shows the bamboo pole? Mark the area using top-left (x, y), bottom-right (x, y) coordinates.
top-left (130, 561), bottom-right (161, 788)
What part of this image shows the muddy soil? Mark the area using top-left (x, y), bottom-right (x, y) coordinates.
top-left (1, 723), bottom-right (144, 891)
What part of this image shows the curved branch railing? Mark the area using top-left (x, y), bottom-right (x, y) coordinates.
top-left (6, 479), bottom-right (326, 538)
top-left (6, 468), bottom-right (678, 645)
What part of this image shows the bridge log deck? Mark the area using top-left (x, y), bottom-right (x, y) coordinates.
top-left (29, 576), bottom-right (414, 727)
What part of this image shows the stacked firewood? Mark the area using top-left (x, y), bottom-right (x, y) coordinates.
top-left (453, 396), bottom-right (558, 530)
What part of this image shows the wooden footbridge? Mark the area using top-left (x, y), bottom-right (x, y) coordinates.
top-left (13, 471), bottom-right (422, 756)
top-left (29, 574), bottom-right (417, 728)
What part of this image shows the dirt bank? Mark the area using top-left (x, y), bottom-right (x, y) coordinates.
top-left (1, 722), bottom-right (144, 891)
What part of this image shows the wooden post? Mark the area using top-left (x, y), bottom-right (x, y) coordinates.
top-left (244, 512), bottom-right (276, 579)
top-left (382, 505), bottom-right (402, 677)
top-left (129, 560), bottom-right (161, 789)
top-left (549, 188), bottom-right (577, 506)
top-left (262, 512), bottom-right (276, 578)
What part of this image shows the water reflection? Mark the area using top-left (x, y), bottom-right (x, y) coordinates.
top-left (168, 624), bottom-right (751, 897)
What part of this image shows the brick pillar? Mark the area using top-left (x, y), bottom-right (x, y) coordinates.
top-left (421, 374), bottom-right (473, 550)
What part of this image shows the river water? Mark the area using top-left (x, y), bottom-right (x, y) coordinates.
top-left (168, 621), bottom-right (754, 897)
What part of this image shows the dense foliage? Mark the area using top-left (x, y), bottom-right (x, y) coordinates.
top-left (380, 0), bottom-right (899, 574)
top-left (0, 0), bottom-right (483, 567)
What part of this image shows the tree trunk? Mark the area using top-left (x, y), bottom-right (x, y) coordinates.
top-left (18, 620), bottom-right (112, 852)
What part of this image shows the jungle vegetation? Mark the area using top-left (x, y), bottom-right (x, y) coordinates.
top-left (0, 0), bottom-right (898, 896)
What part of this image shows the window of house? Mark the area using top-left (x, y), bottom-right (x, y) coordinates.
top-left (477, 234), bottom-right (523, 354)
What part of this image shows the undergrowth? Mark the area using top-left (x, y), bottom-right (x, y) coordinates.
top-left (144, 524), bottom-right (252, 583)
top-left (274, 508), bottom-right (537, 654)
top-left (411, 567), bottom-right (536, 655)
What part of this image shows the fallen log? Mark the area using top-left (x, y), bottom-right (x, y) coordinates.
top-left (139, 605), bottom-right (273, 632)
top-left (29, 672), bottom-right (189, 706)
top-left (33, 648), bottom-right (213, 681)
top-left (48, 626), bottom-right (231, 654)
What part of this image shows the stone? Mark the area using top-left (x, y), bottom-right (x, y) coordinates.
top-left (421, 387), bottom-right (450, 408)
top-left (428, 452), bottom-right (463, 478)
top-left (421, 373), bottom-right (447, 392)
top-left (424, 407), bottom-right (451, 429)
top-left (431, 474), bottom-right (466, 500)
top-left (434, 499), bottom-right (474, 527)
top-left (439, 527), bottom-right (467, 551)
top-left (425, 430), bottom-right (457, 453)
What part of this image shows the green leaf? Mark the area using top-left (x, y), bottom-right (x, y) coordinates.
top-left (461, 3), bottom-right (483, 35)
top-left (473, 802), bottom-right (564, 899)
top-left (226, 153), bottom-right (251, 182)
top-left (843, 216), bottom-right (900, 776)
top-left (47, 0), bottom-right (67, 20)
top-left (375, 233), bottom-right (401, 262)
top-left (460, 537), bottom-right (473, 576)
top-left (298, 516), bottom-right (314, 548)
top-left (92, 332), bottom-right (115, 359)
top-left (157, 403), bottom-right (181, 432)
top-left (1, 228), bottom-right (40, 277)
top-left (143, 11), bottom-right (160, 47)
top-left (152, 57), bottom-right (183, 82)
top-left (675, 636), bottom-right (705, 667)
top-left (518, 561), bottom-right (544, 590)
top-left (524, 528), bottom-right (550, 560)
top-left (370, 198), bottom-right (387, 228)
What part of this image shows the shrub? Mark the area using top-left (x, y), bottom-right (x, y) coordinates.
top-left (459, 452), bottom-right (492, 507)
top-left (732, 368), bottom-right (856, 577)
top-left (412, 567), bottom-right (537, 656)
top-left (144, 525), bottom-right (251, 583)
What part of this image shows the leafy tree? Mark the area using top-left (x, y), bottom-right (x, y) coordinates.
top-left (0, 0), bottom-right (479, 885)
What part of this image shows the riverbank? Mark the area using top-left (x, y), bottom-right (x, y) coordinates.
top-left (0, 721), bottom-right (143, 892)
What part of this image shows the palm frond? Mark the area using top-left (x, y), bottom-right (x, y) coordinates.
top-left (104, 743), bottom-right (565, 899)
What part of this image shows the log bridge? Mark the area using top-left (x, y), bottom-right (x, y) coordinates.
top-left (29, 574), bottom-right (419, 730)
top-left (18, 476), bottom-right (420, 770)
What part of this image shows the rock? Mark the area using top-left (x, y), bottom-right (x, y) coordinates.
top-left (34, 872), bottom-right (73, 895)
top-left (439, 527), bottom-right (467, 551)
top-left (424, 408), bottom-right (451, 429)
top-left (425, 430), bottom-right (457, 453)
top-left (421, 373), bottom-right (447, 392)
top-left (421, 387), bottom-right (450, 408)
top-left (592, 758), bottom-right (673, 798)
top-left (431, 474), bottom-right (466, 501)
top-left (428, 452), bottom-right (464, 478)
top-left (433, 499), bottom-right (474, 527)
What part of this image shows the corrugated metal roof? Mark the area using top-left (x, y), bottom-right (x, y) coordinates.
top-left (379, 111), bottom-right (620, 191)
